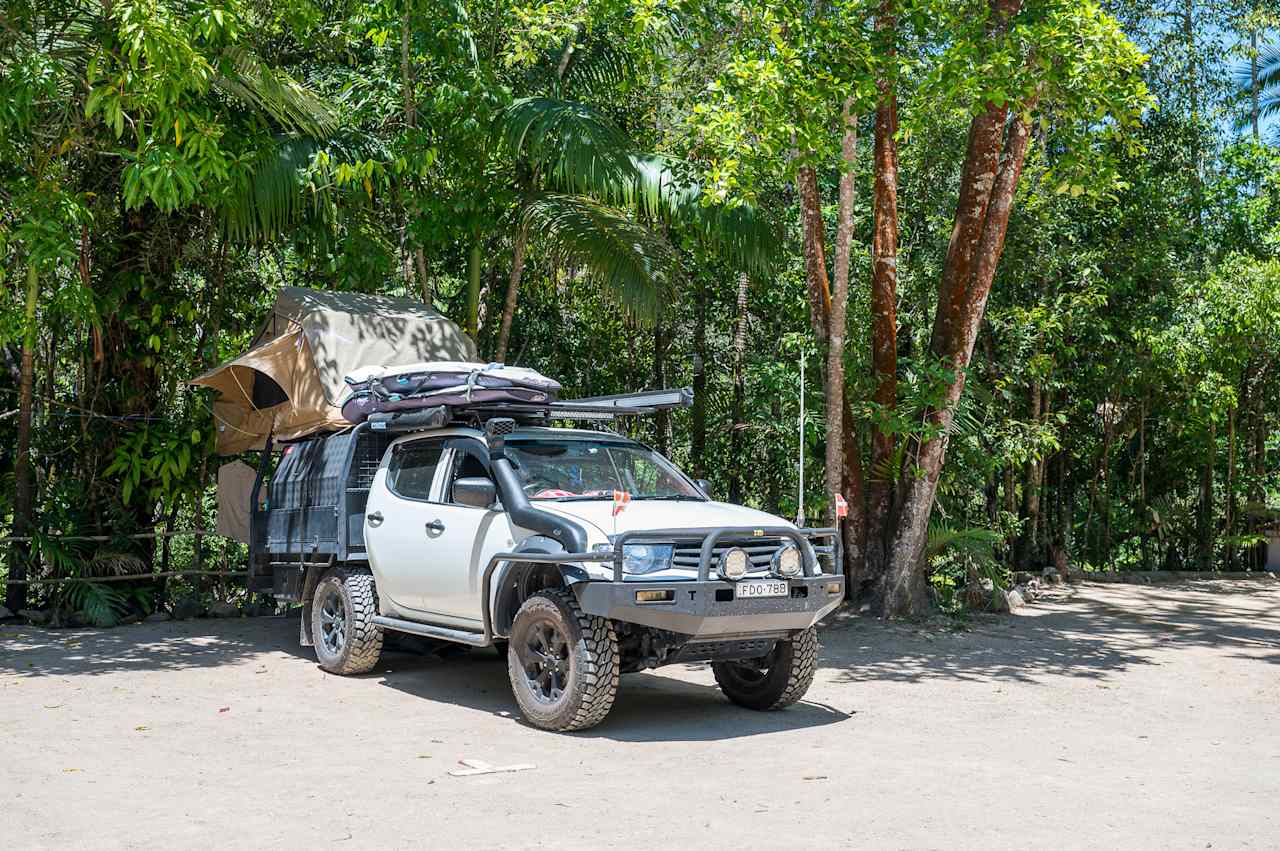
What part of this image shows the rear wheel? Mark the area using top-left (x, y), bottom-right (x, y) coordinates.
top-left (507, 588), bottom-right (619, 732)
top-left (311, 568), bottom-right (383, 675)
top-left (712, 627), bottom-right (818, 710)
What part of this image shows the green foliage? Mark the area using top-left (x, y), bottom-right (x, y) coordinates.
top-left (2, 0), bottom-right (1279, 619)
top-left (104, 425), bottom-right (201, 506)
top-left (522, 193), bottom-right (678, 316)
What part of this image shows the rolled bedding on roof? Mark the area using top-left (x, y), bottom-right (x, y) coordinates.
top-left (340, 362), bottom-right (561, 424)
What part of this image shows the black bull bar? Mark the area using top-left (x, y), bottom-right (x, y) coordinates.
top-left (479, 526), bottom-right (843, 642)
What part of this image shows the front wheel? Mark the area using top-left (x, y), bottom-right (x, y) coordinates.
top-left (507, 588), bottom-right (619, 732)
top-left (712, 627), bottom-right (819, 711)
top-left (311, 568), bottom-right (383, 675)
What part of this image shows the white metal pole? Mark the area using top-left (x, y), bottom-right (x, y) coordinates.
top-left (797, 352), bottom-right (806, 527)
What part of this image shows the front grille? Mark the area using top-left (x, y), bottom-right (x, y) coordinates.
top-left (672, 538), bottom-right (785, 574)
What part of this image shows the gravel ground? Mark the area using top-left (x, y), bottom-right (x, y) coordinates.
top-left (1, 579), bottom-right (1277, 850)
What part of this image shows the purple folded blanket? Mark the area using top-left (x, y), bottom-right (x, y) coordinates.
top-left (341, 385), bottom-right (552, 424)
top-left (340, 362), bottom-right (560, 424)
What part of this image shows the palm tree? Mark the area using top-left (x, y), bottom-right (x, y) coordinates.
top-left (1233, 38), bottom-right (1280, 141)
top-left (488, 97), bottom-right (780, 361)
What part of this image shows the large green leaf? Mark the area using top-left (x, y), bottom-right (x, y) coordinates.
top-left (493, 98), bottom-right (635, 196)
top-left (522, 193), bottom-right (678, 319)
top-left (628, 154), bottom-right (781, 276)
top-left (220, 130), bottom-right (390, 242)
top-left (214, 46), bottom-right (338, 137)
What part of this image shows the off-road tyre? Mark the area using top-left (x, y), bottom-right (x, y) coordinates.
top-left (712, 627), bottom-right (818, 711)
top-left (311, 568), bottom-right (383, 675)
top-left (507, 588), bottom-right (619, 732)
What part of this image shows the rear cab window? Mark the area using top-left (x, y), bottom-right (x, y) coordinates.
top-left (387, 439), bottom-right (446, 501)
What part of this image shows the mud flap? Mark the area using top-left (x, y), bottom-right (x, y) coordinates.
top-left (297, 563), bottom-right (326, 647)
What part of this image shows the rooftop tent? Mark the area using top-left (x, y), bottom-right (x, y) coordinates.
top-left (191, 287), bottom-right (478, 453)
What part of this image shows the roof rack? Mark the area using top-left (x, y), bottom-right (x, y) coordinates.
top-left (366, 387), bottom-right (694, 433)
top-left (463, 387), bottom-right (693, 423)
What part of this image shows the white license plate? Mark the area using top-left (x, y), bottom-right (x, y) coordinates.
top-left (736, 579), bottom-right (789, 599)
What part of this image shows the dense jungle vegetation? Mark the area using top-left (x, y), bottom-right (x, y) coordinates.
top-left (3, 0), bottom-right (1279, 623)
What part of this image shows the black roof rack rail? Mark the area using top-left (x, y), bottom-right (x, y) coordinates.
top-left (366, 387), bottom-right (694, 432)
top-left (558, 387), bottom-right (694, 412)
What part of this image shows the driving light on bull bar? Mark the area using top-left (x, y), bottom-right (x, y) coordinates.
top-left (635, 589), bottom-right (675, 604)
top-left (718, 547), bottom-right (750, 580)
top-left (772, 545), bottom-right (802, 578)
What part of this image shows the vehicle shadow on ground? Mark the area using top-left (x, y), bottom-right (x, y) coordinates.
top-left (0, 617), bottom-right (300, 678)
top-left (375, 648), bottom-right (850, 742)
top-left (820, 581), bottom-right (1280, 686)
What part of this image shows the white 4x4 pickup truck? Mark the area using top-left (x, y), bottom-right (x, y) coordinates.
top-left (251, 402), bottom-right (844, 732)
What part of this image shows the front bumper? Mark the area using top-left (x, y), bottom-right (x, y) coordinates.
top-left (575, 574), bottom-right (844, 637)
top-left (480, 524), bottom-right (844, 643)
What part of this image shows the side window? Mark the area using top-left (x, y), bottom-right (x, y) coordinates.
top-left (446, 442), bottom-right (493, 505)
top-left (388, 439), bottom-right (445, 501)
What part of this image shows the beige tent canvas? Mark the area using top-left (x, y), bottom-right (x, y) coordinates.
top-left (191, 287), bottom-right (478, 453)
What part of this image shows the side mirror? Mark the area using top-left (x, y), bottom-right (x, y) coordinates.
top-left (694, 479), bottom-right (712, 499)
top-left (454, 477), bottom-right (497, 509)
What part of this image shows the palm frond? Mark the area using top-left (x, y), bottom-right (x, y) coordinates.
top-left (493, 98), bottom-right (636, 196)
top-left (214, 46), bottom-right (337, 137)
top-left (926, 521), bottom-right (1003, 562)
top-left (1258, 88), bottom-right (1280, 123)
top-left (62, 580), bottom-right (128, 628)
top-left (561, 36), bottom-right (636, 97)
top-left (627, 153), bottom-right (782, 275)
top-left (220, 130), bottom-right (390, 242)
top-left (523, 193), bottom-right (678, 318)
top-left (1231, 42), bottom-right (1280, 91)
top-left (85, 549), bottom-right (147, 577)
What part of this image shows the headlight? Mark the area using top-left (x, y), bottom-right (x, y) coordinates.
top-left (772, 545), bottom-right (802, 578)
top-left (718, 547), bottom-right (749, 580)
top-left (594, 542), bottom-right (674, 575)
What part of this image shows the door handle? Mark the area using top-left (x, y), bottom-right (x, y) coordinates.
top-left (426, 519), bottom-right (446, 534)
top-left (367, 511), bottom-right (384, 527)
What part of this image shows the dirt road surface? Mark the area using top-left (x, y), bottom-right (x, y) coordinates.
top-left (2, 580), bottom-right (1277, 850)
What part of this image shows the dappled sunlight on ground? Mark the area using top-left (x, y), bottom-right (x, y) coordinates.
top-left (1, 579), bottom-right (1276, 848)
top-left (815, 579), bottom-right (1280, 686)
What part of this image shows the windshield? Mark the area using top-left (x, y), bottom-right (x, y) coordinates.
top-left (504, 438), bottom-right (704, 501)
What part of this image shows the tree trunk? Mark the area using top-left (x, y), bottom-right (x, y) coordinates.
top-left (494, 221), bottom-right (529, 362)
top-left (877, 0), bottom-right (1031, 616)
top-left (826, 99), bottom-right (857, 527)
top-left (1198, 421), bottom-right (1215, 569)
top-left (985, 471), bottom-right (998, 528)
top-left (796, 166), bottom-right (831, 343)
top-left (841, 400), bottom-right (869, 596)
top-left (767, 393), bottom-right (783, 516)
top-left (652, 316), bottom-right (670, 455)
top-left (1227, 405), bottom-right (1237, 570)
top-left (415, 248), bottom-right (431, 305)
top-left (1016, 378), bottom-right (1042, 567)
top-left (1101, 404), bottom-right (1115, 566)
top-left (5, 265), bottom-right (39, 612)
top-left (1251, 28), bottom-right (1260, 142)
top-left (1250, 375), bottom-right (1266, 569)
top-left (729, 272), bottom-right (749, 504)
top-left (692, 279), bottom-right (707, 479)
top-left (866, 0), bottom-right (901, 583)
top-left (465, 240), bottom-right (482, 338)
top-left (796, 136), bottom-right (869, 594)
top-left (399, 3), bottom-right (430, 301)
